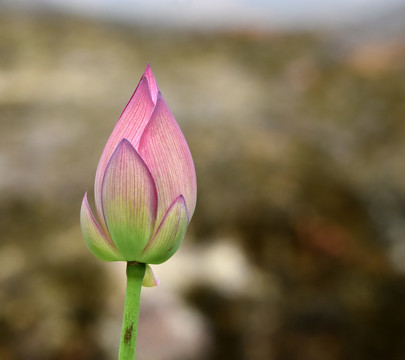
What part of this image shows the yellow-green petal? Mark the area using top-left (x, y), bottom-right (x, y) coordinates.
top-left (138, 195), bottom-right (189, 264)
top-left (80, 192), bottom-right (123, 261)
top-left (101, 139), bottom-right (158, 261)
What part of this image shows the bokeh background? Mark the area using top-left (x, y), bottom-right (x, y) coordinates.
top-left (1, 1), bottom-right (405, 359)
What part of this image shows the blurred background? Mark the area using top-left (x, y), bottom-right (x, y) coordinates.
top-left (1, 0), bottom-right (405, 359)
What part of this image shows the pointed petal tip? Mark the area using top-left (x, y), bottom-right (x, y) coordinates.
top-left (175, 194), bottom-right (190, 222)
top-left (81, 191), bottom-right (91, 211)
top-left (143, 64), bottom-right (159, 104)
top-left (144, 63), bottom-right (153, 76)
top-left (119, 137), bottom-right (132, 148)
top-left (155, 90), bottom-right (164, 104)
top-left (109, 138), bottom-right (135, 162)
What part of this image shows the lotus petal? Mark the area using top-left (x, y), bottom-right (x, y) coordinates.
top-left (138, 93), bottom-right (197, 224)
top-left (101, 139), bottom-right (157, 260)
top-left (139, 195), bottom-right (189, 264)
top-left (80, 192), bottom-right (123, 261)
top-left (94, 71), bottom-right (156, 234)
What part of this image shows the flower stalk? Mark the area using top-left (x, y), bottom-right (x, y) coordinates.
top-left (118, 262), bottom-right (146, 360)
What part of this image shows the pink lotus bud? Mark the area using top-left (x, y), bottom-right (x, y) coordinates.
top-left (80, 65), bottom-right (197, 274)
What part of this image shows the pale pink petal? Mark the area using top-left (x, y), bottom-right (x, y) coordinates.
top-left (138, 93), bottom-right (197, 224)
top-left (142, 264), bottom-right (159, 287)
top-left (101, 139), bottom-right (158, 261)
top-left (137, 195), bottom-right (189, 264)
top-left (80, 192), bottom-right (123, 261)
top-left (94, 73), bottom-right (155, 233)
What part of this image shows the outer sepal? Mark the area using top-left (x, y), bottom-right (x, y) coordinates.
top-left (142, 264), bottom-right (159, 287)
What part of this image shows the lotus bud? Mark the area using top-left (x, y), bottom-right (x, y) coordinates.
top-left (80, 65), bottom-right (197, 285)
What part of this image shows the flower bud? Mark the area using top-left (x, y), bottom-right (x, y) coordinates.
top-left (80, 65), bottom-right (197, 284)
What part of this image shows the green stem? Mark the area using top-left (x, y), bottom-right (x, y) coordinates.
top-left (118, 262), bottom-right (146, 360)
